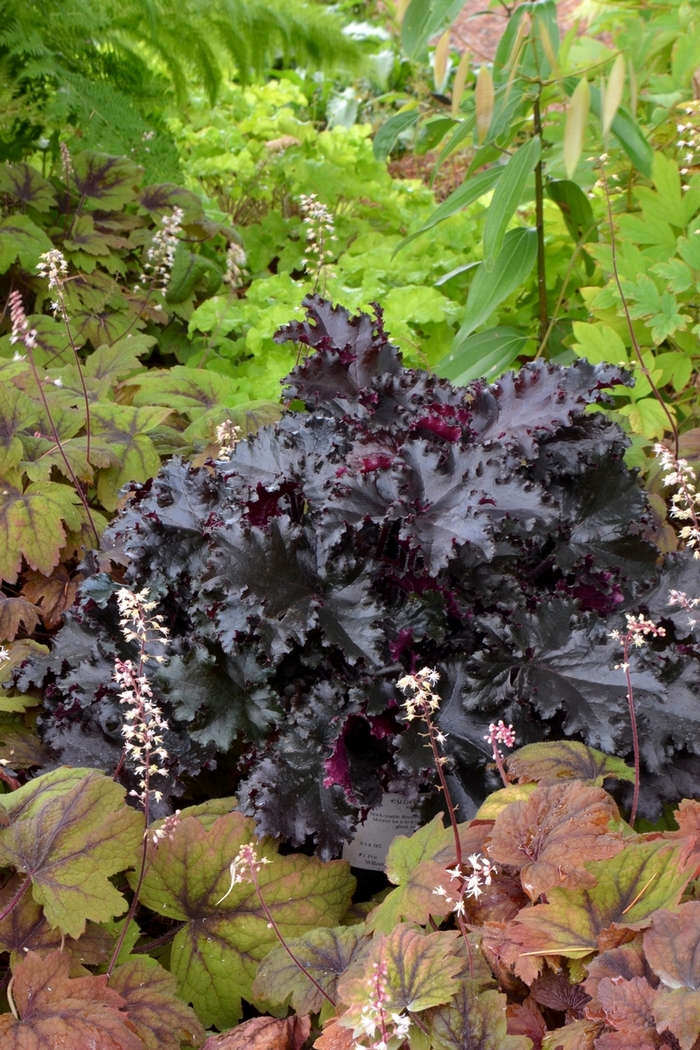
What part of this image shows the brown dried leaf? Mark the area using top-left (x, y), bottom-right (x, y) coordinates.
top-left (203, 1014), bottom-right (311, 1050)
top-left (583, 940), bottom-right (657, 1019)
top-left (541, 1018), bottom-right (602, 1050)
top-left (109, 956), bottom-right (205, 1050)
top-left (0, 595), bottom-right (39, 642)
top-left (0, 949), bottom-right (142, 1048)
top-left (21, 565), bottom-right (82, 628)
top-left (487, 781), bottom-right (623, 899)
top-left (653, 989), bottom-right (700, 1050)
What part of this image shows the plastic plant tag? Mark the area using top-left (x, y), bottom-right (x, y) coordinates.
top-left (342, 794), bottom-right (419, 871)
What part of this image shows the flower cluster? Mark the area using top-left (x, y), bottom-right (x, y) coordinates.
top-left (299, 193), bottom-right (337, 289)
top-left (215, 419), bottom-right (242, 460)
top-left (59, 141), bottom-right (73, 179)
top-left (676, 103), bottom-right (700, 175)
top-left (354, 960), bottom-right (410, 1050)
top-left (8, 290), bottom-right (37, 351)
top-left (216, 843), bottom-right (272, 904)
top-left (433, 852), bottom-right (497, 916)
top-left (655, 442), bottom-right (700, 557)
top-left (484, 720), bottom-right (516, 751)
top-left (397, 667), bottom-right (441, 722)
top-left (36, 249), bottom-right (69, 320)
top-left (609, 613), bottom-right (666, 667)
top-left (668, 589), bottom-right (700, 628)
top-left (114, 587), bottom-right (170, 807)
top-left (139, 206), bottom-right (184, 295)
top-left (222, 242), bottom-right (248, 289)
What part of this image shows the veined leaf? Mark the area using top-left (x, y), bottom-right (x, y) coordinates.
top-left (644, 902), bottom-right (700, 990)
top-left (0, 482), bottom-right (84, 585)
top-left (0, 215), bottom-right (53, 275)
top-left (512, 841), bottom-right (692, 959)
top-left (109, 956), bottom-right (206, 1050)
top-left (0, 768), bottom-right (143, 938)
top-left (72, 151), bottom-right (142, 209)
top-left (136, 806), bottom-right (354, 1029)
top-left (0, 164), bottom-right (56, 213)
top-left (507, 741), bottom-right (635, 787)
top-left (395, 167), bottom-right (502, 254)
top-left (0, 950), bottom-right (142, 1049)
top-left (436, 326), bottom-right (528, 385)
top-left (483, 136), bottom-right (540, 270)
top-left (602, 53), bottom-right (626, 138)
top-left (427, 986), bottom-right (533, 1050)
top-left (456, 226), bottom-right (538, 342)
top-left (564, 78), bottom-right (590, 180)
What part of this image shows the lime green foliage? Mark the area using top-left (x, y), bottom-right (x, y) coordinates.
top-left (172, 79), bottom-right (480, 377)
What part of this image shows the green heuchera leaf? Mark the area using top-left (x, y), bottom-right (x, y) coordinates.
top-left (507, 741), bottom-right (635, 787)
top-left (339, 926), bottom-right (464, 1022)
top-left (252, 924), bottom-right (368, 1014)
top-left (511, 841), bottom-right (692, 959)
top-left (0, 768), bottom-right (143, 938)
top-left (64, 214), bottom-right (112, 257)
top-left (367, 814), bottom-right (449, 934)
top-left (475, 783), bottom-right (538, 820)
top-left (71, 151), bottom-right (142, 209)
top-left (0, 215), bottom-right (53, 274)
top-left (0, 482), bottom-right (84, 584)
top-left (90, 404), bottom-right (172, 510)
top-left (109, 956), bottom-right (206, 1050)
top-left (127, 367), bottom-right (235, 414)
top-left (136, 807), bottom-right (355, 1030)
top-left (427, 986), bottom-right (534, 1050)
top-left (0, 163), bottom-right (57, 213)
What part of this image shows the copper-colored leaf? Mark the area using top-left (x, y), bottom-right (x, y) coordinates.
top-left (203, 1014), bottom-right (311, 1050)
top-left (541, 1019), bottom-right (602, 1050)
top-left (427, 985), bottom-right (533, 1050)
top-left (313, 1018), bottom-right (355, 1050)
top-left (21, 565), bottom-right (82, 628)
top-left (644, 902), bottom-right (700, 990)
top-left (653, 989), bottom-right (700, 1050)
top-left (530, 970), bottom-right (590, 1017)
top-left (0, 595), bottom-right (39, 642)
top-left (584, 939), bottom-right (657, 1018)
top-left (487, 781), bottom-right (623, 899)
top-left (0, 949), bottom-right (142, 1048)
top-left (595, 975), bottom-right (659, 1045)
top-left (507, 996), bottom-right (546, 1049)
top-left (109, 956), bottom-right (205, 1050)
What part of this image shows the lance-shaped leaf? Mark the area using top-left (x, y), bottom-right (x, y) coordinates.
top-left (0, 767), bottom-right (143, 938)
top-left (511, 841), bottom-right (692, 959)
top-left (394, 167), bottom-right (502, 255)
top-left (507, 741), bottom-right (634, 788)
top-left (0, 950), bottom-right (142, 1048)
top-left (72, 151), bottom-right (142, 209)
top-left (483, 137), bottom-right (540, 270)
top-left (0, 482), bottom-right (84, 585)
top-left (427, 986), bottom-right (534, 1050)
top-left (0, 163), bottom-right (57, 212)
top-left (564, 77), bottom-right (590, 179)
top-left (487, 781), bottom-right (624, 899)
top-left (252, 924), bottom-right (367, 1014)
top-left (338, 926), bottom-right (463, 1023)
top-left (109, 956), bottom-right (206, 1050)
top-left (0, 214), bottom-right (53, 274)
top-left (136, 807), bottom-right (355, 1030)
top-left (456, 226), bottom-right (537, 341)
top-left (602, 54), bottom-right (626, 138)
top-left (475, 65), bottom-right (495, 144)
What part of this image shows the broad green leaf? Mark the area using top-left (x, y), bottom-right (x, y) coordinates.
top-left (90, 403), bottom-right (172, 511)
top-left (109, 956), bottom-right (206, 1050)
top-left (0, 163), bottom-right (57, 212)
top-left (0, 385), bottom-right (35, 477)
top-left (648, 152), bottom-right (689, 229)
top-left (564, 78), bottom-right (590, 179)
top-left (571, 322), bottom-right (628, 367)
top-left (0, 482), bottom-right (84, 584)
top-left (0, 949), bottom-right (143, 1048)
top-left (166, 246), bottom-right (221, 303)
top-left (83, 334), bottom-right (154, 381)
top-left (368, 816), bottom-right (492, 933)
top-left (456, 226), bottom-right (538, 341)
top-left (126, 367), bottom-right (234, 414)
top-left (401, 0), bottom-right (466, 58)
top-left (436, 326), bottom-right (529, 385)
top-left (546, 180), bottom-right (598, 245)
top-left (0, 215), bottom-right (53, 274)
top-left (136, 808), bottom-right (355, 1029)
top-left (64, 214), bottom-right (111, 256)
top-left (483, 137), bottom-right (540, 270)
top-left (72, 151), bottom-right (142, 209)
top-left (396, 167), bottom-right (502, 254)
top-left (427, 986), bottom-right (533, 1050)
top-left (0, 768), bottom-right (143, 938)
top-left (252, 924), bottom-right (367, 1014)
top-left (512, 841), bottom-right (692, 959)
top-left (339, 926), bottom-right (463, 1020)
top-left (507, 741), bottom-right (635, 787)
top-left (372, 109), bottom-right (420, 162)
top-left (138, 183), bottom-right (205, 222)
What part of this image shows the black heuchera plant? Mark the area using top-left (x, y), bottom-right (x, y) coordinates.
top-left (18, 297), bottom-right (700, 856)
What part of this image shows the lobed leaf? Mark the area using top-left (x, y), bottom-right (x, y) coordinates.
top-left (109, 956), bottom-right (206, 1050)
top-left (507, 741), bottom-right (635, 788)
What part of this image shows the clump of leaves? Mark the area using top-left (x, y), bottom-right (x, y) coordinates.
top-left (19, 295), bottom-right (700, 855)
top-left (0, 150), bottom-right (284, 643)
